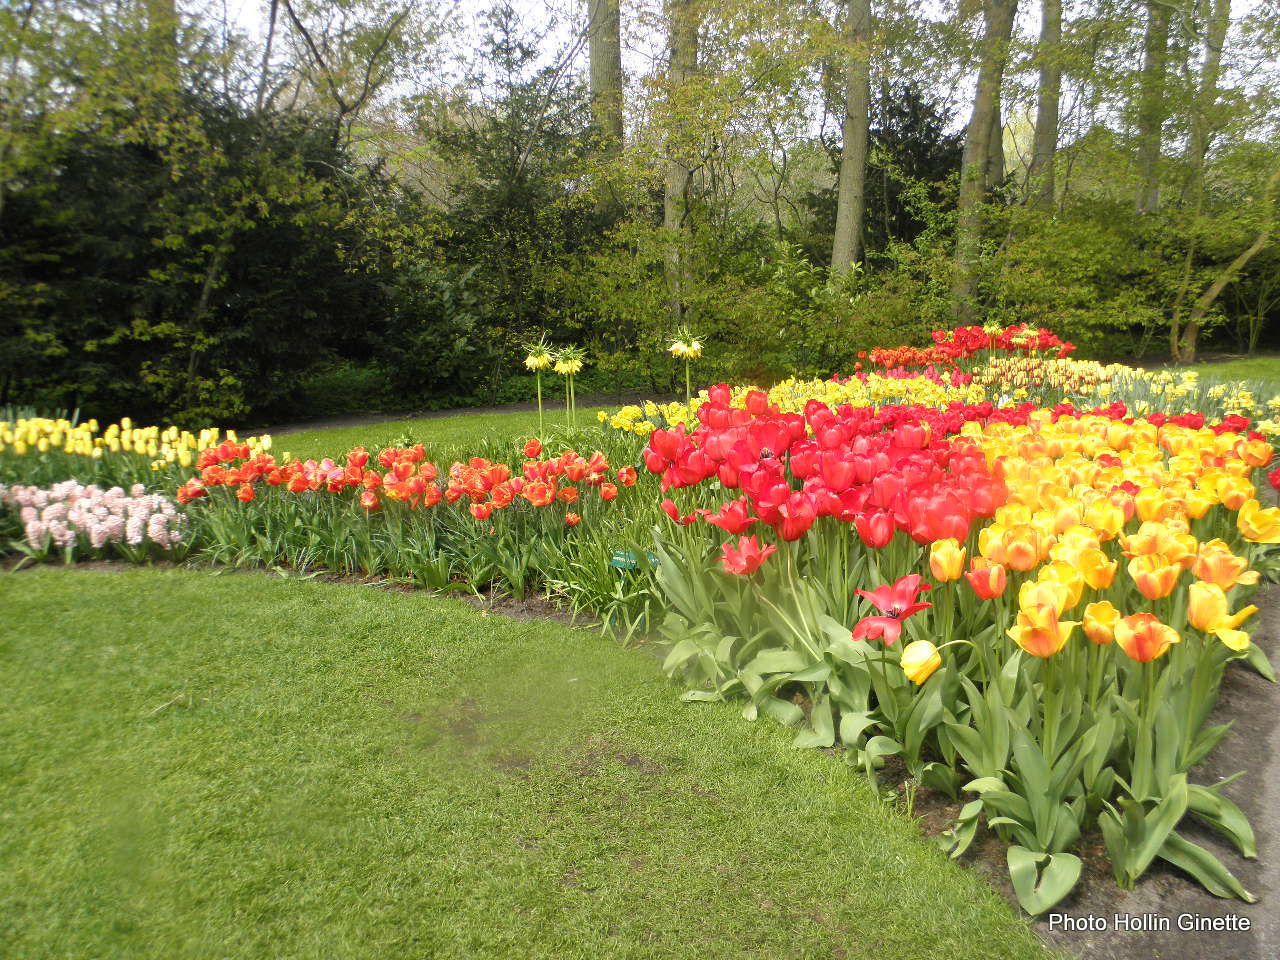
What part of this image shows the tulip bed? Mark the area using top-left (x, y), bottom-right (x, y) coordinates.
top-left (644, 387), bottom-right (1280, 913)
top-left (4, 328), bottom-right (1280, 917)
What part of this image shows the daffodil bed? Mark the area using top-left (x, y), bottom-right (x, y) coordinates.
top-left (3, 326), bottom-right (1280, 915)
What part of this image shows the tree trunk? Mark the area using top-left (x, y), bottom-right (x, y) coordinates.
top-left (1170, 0), bottom-right (1233, 361)
top-left (1135, 0), bottom-right (1169, 213)
top-left (1027, 0), bottom-right (1061, 208)
top-left (952, 0), bottom-right (1018, 320)
top-left (1186, 0), bottom-right (1229, 173)
top-left (985, 86), bottom-right (1005, 192)
top-left (831, 0), bottom-right (872, 273)
top-left (663, 0), bottom-right (699, 320)
top-left (588, 0), bottom-right (625, 152)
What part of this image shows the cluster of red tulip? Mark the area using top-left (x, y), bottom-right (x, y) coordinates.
top-left (863, 346), bottom-right (976, 375)
top-left (931, 323), bottom-right (1076, 360)
top-left (176, 437), bottom-right (635, 525)
top-left (644, 385), bottom-right (1015, 574)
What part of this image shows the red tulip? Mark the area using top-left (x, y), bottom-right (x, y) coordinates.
top-left (720, 535), bottom-right (777, 575)
top-left (705, 497), bottom-right (757, 535)
top-left (774, 491), bottom-right (816, 541)
top-left (524, 438), bottom-right (543, 458)
top-left (851, 574), bottom-right (933, 646)
top-left (661, 498), bottom-right (698, 526)
top-left (617, 465), bottom-right (637, 487)
top-left (564, 512), bottom-right (581, 527)
top-left (854, 510), bottom-right (895, 548)
top-left (744, 390), bottom-right (771, 417)
top-left (347, 446), bottom-right (370, 470)
top-left (599, 482), bottom-right (618, 501)
top-left (359, 490), bottom-right (379, 511)
top-left (236, 483), bottom-right (255, 503)
top-left (964, 558), bottom-right (1007, 600)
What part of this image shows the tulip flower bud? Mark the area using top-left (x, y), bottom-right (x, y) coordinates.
top-left (900, 640), bottom-right (942, 686)
top-left (1082, 601), bottom-right (1119, 645)
top-left (929, 539), bottom-right (966, 582)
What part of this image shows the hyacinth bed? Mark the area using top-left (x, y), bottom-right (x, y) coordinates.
top-left (3, 325), bottom-right (1280, 915)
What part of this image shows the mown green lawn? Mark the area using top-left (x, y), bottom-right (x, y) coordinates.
top-left (274, 405), bottom-right (615, 461)
top-left (1185, 355), bottom-right (1280, 390)
top-left (0, 567), bottom-right (1056, 960)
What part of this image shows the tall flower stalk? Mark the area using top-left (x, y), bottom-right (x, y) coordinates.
top-left (523, 335), bottom-right (553, 435)
top-left (668, 326), bottom-right (703, 406)
top-left (554, 345), bottom-right (586, 428)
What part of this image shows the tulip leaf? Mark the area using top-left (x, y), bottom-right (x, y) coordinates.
top-left (681, 689), bottom-right (723, 703)
top-left (747, 650), bottom-right (810, 675)
top-left (1187, 783), bottom-right (1257, 858)
top-left (945, 722), bottom-right (986, 773)
top-left (793, 695), bottom-right (836, 748)
top-left (921, 761), bottom-right (962, 801)
top-left (790, 663), bottom-right (833, 683)
top-left (1123, 775), bottom-right (1190, 882)
top-left (759, 696), bottom-right (804, 726)
top-left (838, 711), bottom-right (876, 747)
top-left (1158, 831), bottom-right (1256, 902)
top-left (817, 613), bottom-right (854, 646)
top-left (904, 683), bottom-right (944, 763)
top-left (863, 736), bottom-right (901, 762)
top-left (662, 637), bottom-right (701, 673)
top-left (1242, 642), bottom-right (1276, 682)
top-left (1007, 846), bottom-right (1082, 915)
top-left (963, 776), bottom-right (1006, 794)
top-left (1153, 702), bottom-right (1181, 788)
top-left (938, 799), bottom-right (984, 858)
top-left (1186, 722), bottom-right (1233, 769)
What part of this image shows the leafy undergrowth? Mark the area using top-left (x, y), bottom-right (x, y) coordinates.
top-left (0, 567), bottom-right (1057, 960)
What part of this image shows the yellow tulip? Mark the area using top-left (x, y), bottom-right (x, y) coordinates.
top-left (1084, 498), bottom-right (1125, 539)
top-left (1077, 547), bottom-right (1118, 590)
top-left (929, 538), bottom-right (966, 582)
top-left (1238, 499), bottom-right (1280, 543)
top-left (900, 640), bottom-right (942, 686)
top-left (1187, 581), bottom-right (1258, 634)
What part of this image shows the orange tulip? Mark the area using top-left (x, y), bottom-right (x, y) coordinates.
top-left (1193, 539), bottom-right (1259, 591)
top-left (1237, 437), bottom-right (1274, 468)
top-left (1008, 603), bottom-right (1078, 658)
top-left (965, 557), bottom-right (1007, 600)
top-left (1083, 601), bottom-right (1119, 645)
top-left (1216, 476), bottom-right (1255, 512)
top-left (1128, 555), bottom-right (1182, 600)
top-left (1003, 525), bottom-right (1045, 572)
top-left (1114, 613), bottom-right (1179, 663)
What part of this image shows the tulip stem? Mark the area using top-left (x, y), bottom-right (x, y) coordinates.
top-left (1042, 656), bottom-right (1059, 764)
